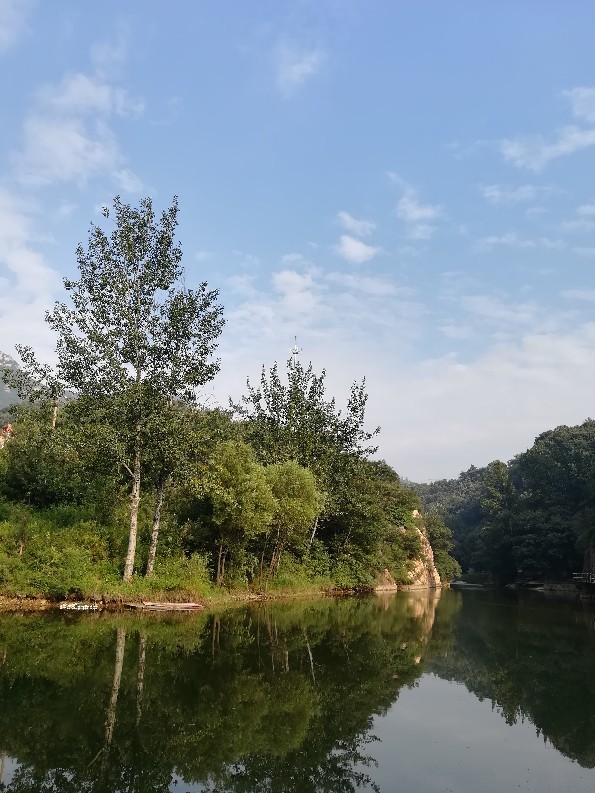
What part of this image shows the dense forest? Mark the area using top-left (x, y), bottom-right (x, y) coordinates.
top-left (409, 420), bottom-right (595, 585)
top-left (0, 196), bottom-right (458, 601)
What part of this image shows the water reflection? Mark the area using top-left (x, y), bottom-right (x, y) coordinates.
top-left (0, 590), bottom-right (594, 792)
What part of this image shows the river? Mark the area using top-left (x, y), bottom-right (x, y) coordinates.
top-left (0, 589), bottom-right (594, 792)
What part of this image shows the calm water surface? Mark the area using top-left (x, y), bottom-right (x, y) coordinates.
top-left (0, 589), bottom-right (594, 792)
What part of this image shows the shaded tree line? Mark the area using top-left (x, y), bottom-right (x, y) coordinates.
top-left (411, 419), bottom-right (595, 584)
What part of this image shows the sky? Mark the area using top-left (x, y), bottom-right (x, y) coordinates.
top-left (1, 1), bottom-right (595, 482)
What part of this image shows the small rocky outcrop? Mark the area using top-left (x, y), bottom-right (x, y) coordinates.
top-left (403, 526), bottom-right (441, 590)
top-left (375, 509), bottom-right (442, 592)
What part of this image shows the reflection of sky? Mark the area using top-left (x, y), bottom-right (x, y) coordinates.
top-left (367, 673), bottom-right (595, 793)
top-left (0, 755), bottom-right (17, 787)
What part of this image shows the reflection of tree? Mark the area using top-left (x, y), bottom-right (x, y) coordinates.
top-left (100, 627), bottom-right (126, 775)
top-left (0, 595), bottom-right (447, 793)
top-left (428, 591), bottom-right (595, 768)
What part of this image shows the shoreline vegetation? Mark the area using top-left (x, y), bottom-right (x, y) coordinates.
top-left (0, 196), bottom-right (461, 605)
top-left (0, 196), bottom-right (591, 603)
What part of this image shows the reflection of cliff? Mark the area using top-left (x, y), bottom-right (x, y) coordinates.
top-left (0, 595), bottom-right (455, 793)
top-left (427, 591), bottom-right (595, 769)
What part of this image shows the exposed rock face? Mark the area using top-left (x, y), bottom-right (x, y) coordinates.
top-left (375, 517), bottom-right (442, 592)
top-left (403, 526), bottom-right (442, 590)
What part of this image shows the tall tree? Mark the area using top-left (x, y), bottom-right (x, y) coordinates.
top-left (232, 356), bottom-right (379, 508)
top-left (478, 460), bottom-right (518, 583)
top-left (40, 196), bottom-right (224, 580)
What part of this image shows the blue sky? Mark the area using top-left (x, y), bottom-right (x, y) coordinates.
top-left (2, 0), bottom-right (595, 481)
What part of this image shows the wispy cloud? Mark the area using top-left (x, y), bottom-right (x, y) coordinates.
top-left (480, 183), bottom-right (546, 204)
top-left (0, 188), bottom-right (61, 359)
top-left (500, 86), bottom-right (595, 171)
top-left (562, 288), bottom-right (595, 302)
top-left (572, 246), bottom-right (595, 257)
top-left (14, 62), bottom-right (143, 189)
top-left (0, 0), bottom-right (35, 54)
top-left (337, 210), bottom-right (375, 236)
top-left (334, 234), bottom-right (380, 264)
top-left (326, 271), bottom-right (398, 297)
top-left (38, 72), bottom-right (143, 117)
top-left (559, 219), bottom-right (594, 234)
top-left (390, 173), bottom-right (443, 239)
top-left (461, 294), bottom-right (539, 326)
top-left (275, 42), bottom-right (324, 96)
top-left (476, 232), bottom-right (564, 250)
top-left (501, 127), bottom-right (595, 172)
top-left (565, 87), bottom-right (595, 124)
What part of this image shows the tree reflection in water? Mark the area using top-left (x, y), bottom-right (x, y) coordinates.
top-left (0, 594), bottom-right (443, 793)
top-left (2, 590), bottom-right (595, 792)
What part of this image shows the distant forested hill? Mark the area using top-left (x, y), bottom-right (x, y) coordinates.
top-left (407, 419), bottom-right (595, 583)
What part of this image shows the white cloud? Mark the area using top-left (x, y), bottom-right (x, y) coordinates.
top-left (334, 234), bottom-right (380, 264)
top-left (559, 218), bottom-right (595, 233)
top-left (16, 115), bottom-right (121, 187)
top-left (476, 232), bottom-right (564, 250)
top-left (275, 42), bottom-right (324, 96)
top-left (407, 223), bottom-right (436, 241)
top-left (113, 168), bottom-right (145, 193)
top-left (195, 250), bottom-right (213, 262)
top-left (38, 72), bottom-right (143, 117)
top-left (0, 188), bottom-right (61, 360)
top-left (577, 203), bottom-right (595, 216)
top-left (326, 272), bottom-right (398, 297)
top-left (375, 323), bottom-right (595, 480)
top-left (0, 0), bottom-right (34, 53)
top-left (392, 175), bottom-right (443, 240)
top-left (565, 87), bottom-right (595, 124)
top-left (337, 211), bottom-right (375, 237)
top-left (273, 269), bottom-right (317, 313)
top-left (501, 127), bottom-right (595, 172)
top-left (438, 323), bottom-right (474, 340)
top-left (461, 294), bottom-right (538, 326)
top-left (562, 289), bottom-right (595, 302)
top-left (90, 33), bottom-right (128, 78)
top-left (397, 192), bottom-right (442, 223)
top-left (480, 184), bottom-right (541, 204)
top-left (280, 252), bottom-right (306, 265)
top-left (14, 65), bottom-right (143, 190)
top-left (499, 87), bottom-right (595, 171)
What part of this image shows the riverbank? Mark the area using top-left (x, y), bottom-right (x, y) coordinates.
top-left (0, 581), bottom-right (449, 612)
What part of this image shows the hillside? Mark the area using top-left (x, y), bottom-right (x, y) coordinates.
top-left (408, 420), bottom-right (595, 583)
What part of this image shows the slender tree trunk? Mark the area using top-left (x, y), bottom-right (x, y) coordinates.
top-left (123, 425), bottom-right (142, 582)
top-left (303, 630), bottom-right (315, 682)
top-left (102, 627), bottom-right (126, 772)
top-left (136, 634), bottom-right (147, 727)
top-left (146, 471), bottom-right (168, 576)
top-left (211, 615), bottom-right (220, 657)
top-left (216, 543), bottom-right (223, 586)
top-left (308, 516), bottom-right (319, 550)
top-left (51, 397), bottom-right (58, 429)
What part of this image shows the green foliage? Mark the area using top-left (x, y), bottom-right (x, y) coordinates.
top-left (413, 420), bottom-right (595, 584)
top-left (208, 440), bottom-right (276, 585)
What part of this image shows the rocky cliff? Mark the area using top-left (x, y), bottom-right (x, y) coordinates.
top-left (375, 510), bottom-right (442, 592)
